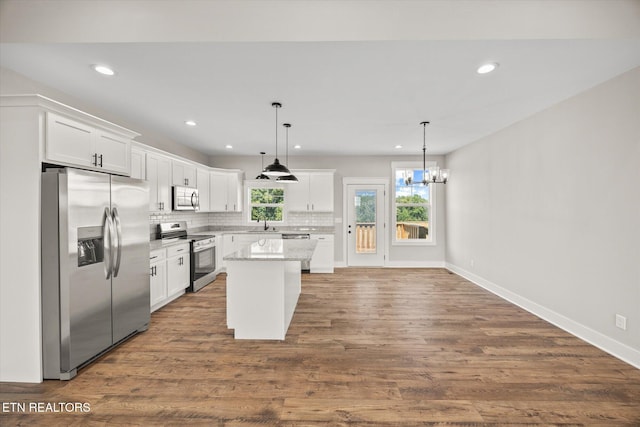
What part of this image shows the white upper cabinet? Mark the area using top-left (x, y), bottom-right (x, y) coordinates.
top-left (210, 171), bottom-right (242, 212)
top-left (172, 160), bottom-right (197, 187)
top-left (286, 171), bottom-right (334, 212)
top-left (130, 147), bottom-right (146, 180)
top-left (45, 112), bottom-right (131, 175)
top-left (147, 152), bottom-right (172, 212)
top-left (197, 167), bottom-right (210, 212)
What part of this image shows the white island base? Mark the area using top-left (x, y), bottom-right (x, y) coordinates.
top-left (226, 260), bottom-right (301, 340)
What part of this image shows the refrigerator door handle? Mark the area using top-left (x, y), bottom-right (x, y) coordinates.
top-left (112, 207), bottom-right (123, 277)
top-left (103, 207), bottom-right (114, 279)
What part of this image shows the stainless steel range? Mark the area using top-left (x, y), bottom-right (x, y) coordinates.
top-left (157, 222), bottom-right (217, 292)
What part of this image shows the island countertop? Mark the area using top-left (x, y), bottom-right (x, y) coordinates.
top-left (224, 238), bottom-right (317, 261)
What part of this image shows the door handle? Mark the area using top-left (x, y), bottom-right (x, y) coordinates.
top-left (98, 154), bottom-right (103, 167)
top-left (112, 207), bottom-right (122, 277)
top-left (191, 191), bottom-right (198, 209)
top-left (92, 153), bottom-right (98, 166)
top-left (103, 207), bottom-right (114, 279)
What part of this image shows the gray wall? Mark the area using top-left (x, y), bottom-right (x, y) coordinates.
top-left (445, 67), bottom-right (640, 362)
top-left (210, 155), bottom-right (447, 265)
top-left (0, 67), bottom-right (209, 164)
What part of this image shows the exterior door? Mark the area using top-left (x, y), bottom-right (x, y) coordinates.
top-left (346, 184), bottom-right (385, 266)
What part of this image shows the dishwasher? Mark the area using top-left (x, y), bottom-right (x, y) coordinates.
top-left (282, 233), bottom-right (311, 272)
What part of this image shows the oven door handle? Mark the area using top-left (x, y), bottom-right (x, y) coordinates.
top-left (193, 244), bottom-right (215, 253)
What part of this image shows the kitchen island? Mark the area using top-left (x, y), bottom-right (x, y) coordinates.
top-left (224, 238), bottom-right (317, 340)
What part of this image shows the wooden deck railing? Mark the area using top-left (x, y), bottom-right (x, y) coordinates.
top-left (396, 222), bottom-right (428, 240)
top-left (355, 223), bottom-right (376, 253)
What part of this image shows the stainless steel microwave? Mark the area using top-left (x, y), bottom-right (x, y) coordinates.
top-left (172, 186), bottom-right (199, 211)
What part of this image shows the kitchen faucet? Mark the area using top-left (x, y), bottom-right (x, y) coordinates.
top-left (258, 218), bottom-right (269, 230)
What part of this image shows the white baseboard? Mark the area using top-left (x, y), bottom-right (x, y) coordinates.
top-left (445, 262), bottom-right (640, 369)
top-left (385, 260), bottom-right (446, 268)
top-left (333, 261), bottom-right (446, 268)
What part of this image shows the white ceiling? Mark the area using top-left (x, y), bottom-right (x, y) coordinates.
top-left (1, 1), bottom-right (639, 157)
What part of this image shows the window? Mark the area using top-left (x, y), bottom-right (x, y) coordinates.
top-left (393, 166), bottom-right (434, 244)
top-left (249, 187), bottom-right (284, 222)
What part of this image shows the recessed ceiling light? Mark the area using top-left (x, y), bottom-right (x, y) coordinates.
top-left (395, 145), bottom-right (403, 149)
top-left (92, 64), bottom-right (115, 76)
top-left (477, 62), bottom-right (498, 74)
top-left (293, 145), bottom-right (301, 149)
top-left (225, 145), bottom-right (233, 149)
top-left (185, 120), bottom-right (197, 126)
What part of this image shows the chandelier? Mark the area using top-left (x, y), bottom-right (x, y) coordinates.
top-left (405, 121), bottom-right (450, 185)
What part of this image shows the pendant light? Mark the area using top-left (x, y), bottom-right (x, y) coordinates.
top-left (255, 151), bottom-right (270, 180)
top-left (263, 102), bottom-right (291, 177)
top-left (405, 121), bottom-right (450, 185)
top-left (276, 123), bottom-right (298, 183)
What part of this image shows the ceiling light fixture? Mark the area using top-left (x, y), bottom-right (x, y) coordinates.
top-left (276, 123), bottom-right (298, 183)
top-left (255, 151), bottom-right (270, 180)
top-left (92, 64), bottom-right (115, 76)
top-left (294, 145), bottom-right (301, 150)
top-left (225, 144), bottom-right (233, 149)
top-left (477, 62), bottom-right (498, 74)
top-left (395, 145), bottom-right (403, 149)
top-left (263, 102), bottom-right (291, 177)
top-left (185, 120), bottom-right (197, 126)
top-left (405, 121), bottom-right (450, 186)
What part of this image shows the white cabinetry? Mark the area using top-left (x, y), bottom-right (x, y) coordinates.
top-left (147, 152), bottom-right (172, 212)
top-left (210, 171), bottom-right (242, 212)
top-left (130, 146), bottom-right (146, 180)
top-left (286, 171), bottom-right (334, 212)
top-left (197, 168), bottom-right (210, 212)
top-left (310, 234), bottom-right (334, 273)
top-left (167, 243), bottom-right (190, 296)
top-left (150, 243), bottom-right (190, 312)
top-left (150, 249), bottom-right (167, 310)
top-left (45, 112), bottom-right (132, 175)
top-left (172, 160), bottom-right (197, 187)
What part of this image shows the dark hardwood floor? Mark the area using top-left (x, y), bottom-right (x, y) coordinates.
top-left (2, 268), bottom-right (639, 426)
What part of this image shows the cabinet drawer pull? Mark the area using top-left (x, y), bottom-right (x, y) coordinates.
top-left (150, 255), bottom-right (158, 260)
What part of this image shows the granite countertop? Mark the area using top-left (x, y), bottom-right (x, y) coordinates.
top-left (224, 238), bottom-right (317, 262)
top-left (191, 226), bottom-right (335, 235)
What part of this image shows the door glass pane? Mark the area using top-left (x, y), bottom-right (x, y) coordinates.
top-left (355, 190), bottom-right (376, 253)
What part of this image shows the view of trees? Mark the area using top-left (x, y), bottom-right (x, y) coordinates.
top-left (355, 193), bottom-right (376, 223)
top-left (396, 194), bottom-right (428, 222)
top-left (250, 188), bottom-right (284, 221)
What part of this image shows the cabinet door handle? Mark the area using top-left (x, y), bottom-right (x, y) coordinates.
top-left (98, 154), bottom-right (103, 167)
top-left (176, 248), bottom-right (184, 252)
top-left (311, 204), bottom-right (314, 210)
top-left (92, 153), bottom-right (97, 166)
top-left (150, 255), bottom-right (158, 260)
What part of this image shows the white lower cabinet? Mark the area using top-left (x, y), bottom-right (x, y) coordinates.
top-left (310, 234), bottom-right (334, 273)
top-left (150, 249), bottom-right (167, 309)
top-left (167, 244), bottom-right (190, 296)
top-left (150, 243), bottom-right (190, 312)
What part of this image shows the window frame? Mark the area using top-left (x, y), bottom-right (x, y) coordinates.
top-left (391, 161), bottom-right (437, 246)
top-left (246, 181), bottom-right (286, 225)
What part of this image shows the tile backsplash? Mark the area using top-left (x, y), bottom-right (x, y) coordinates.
top-left (149, 210), bottom-right (333, 235)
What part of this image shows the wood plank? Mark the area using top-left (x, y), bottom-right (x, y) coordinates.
top-left (1, 267), bottom-right (638, 425)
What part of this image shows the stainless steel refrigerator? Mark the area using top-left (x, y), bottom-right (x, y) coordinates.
top-left (41, 168), bottom-right (150, 380)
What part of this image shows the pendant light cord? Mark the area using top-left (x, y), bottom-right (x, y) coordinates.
top-left (274, 104), bottom-right (279, 159)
